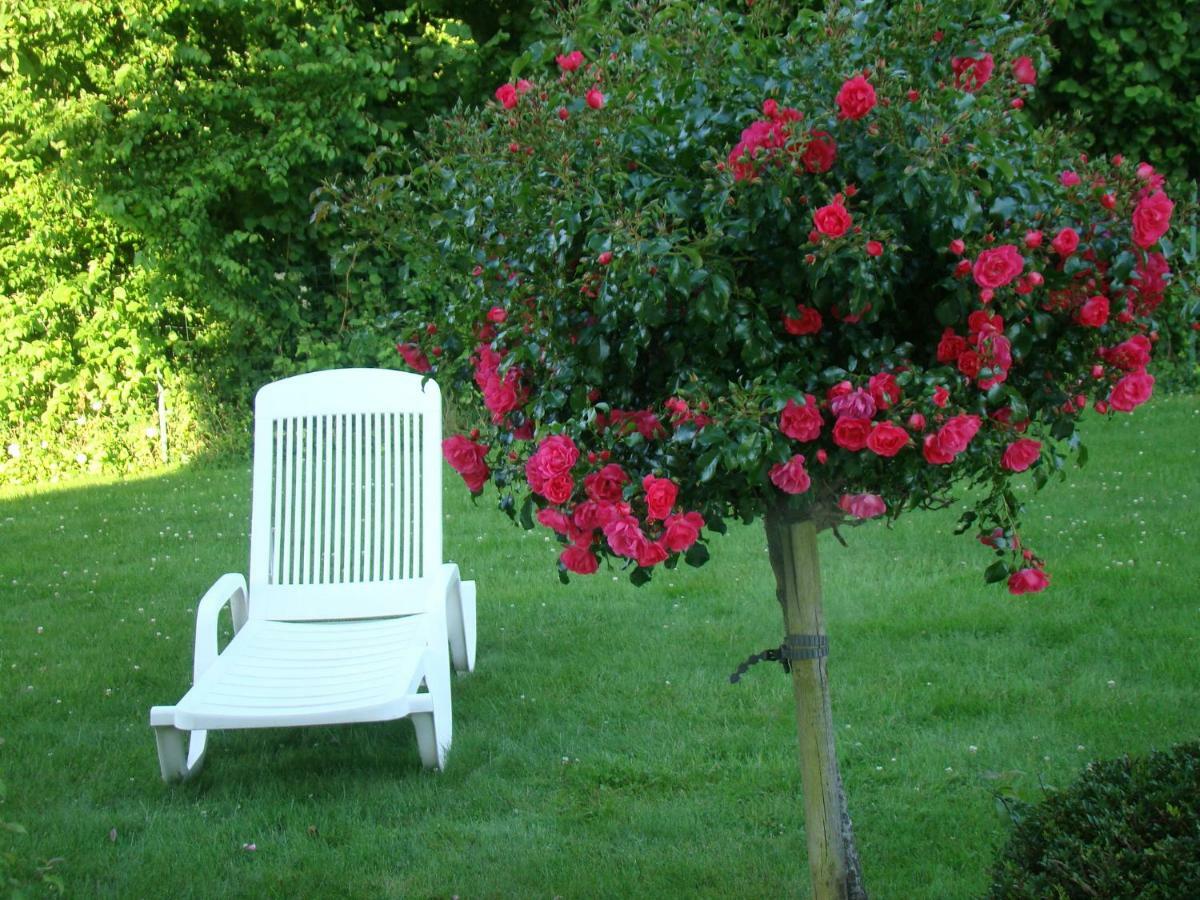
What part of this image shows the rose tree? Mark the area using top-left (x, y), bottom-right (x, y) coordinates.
top-left (327, 2), bottom-right (1194, 896)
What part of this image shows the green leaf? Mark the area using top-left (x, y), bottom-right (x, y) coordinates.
top-left (984, 560), bottom-right (1011, 584)
top-left (1051, 418), bottom-right (1075, 441)
top-left (684, 541), bottom-right (710, 567)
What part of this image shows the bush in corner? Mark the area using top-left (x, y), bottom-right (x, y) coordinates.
top-left (988, 741), bottom-right (1200, 898)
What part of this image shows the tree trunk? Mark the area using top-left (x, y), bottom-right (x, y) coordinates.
top-left (764, 508), bottom-right (867, 900)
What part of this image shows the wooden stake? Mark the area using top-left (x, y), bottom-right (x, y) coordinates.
top-left (765, 508), bottom-right (867, 900)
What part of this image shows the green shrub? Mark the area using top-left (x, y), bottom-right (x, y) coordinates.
top-left (988, 742), bottom-right (1200, 899)
top-left (0, 1), bottom-right (539, 483)
top-left (1041, 0), bottom-right (1200, 187)
top-left (1036, 0), bottom-right (1200, 390)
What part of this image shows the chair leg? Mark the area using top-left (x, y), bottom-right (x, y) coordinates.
top-left (151, 707), bottom-right (208, 783)
top-left (412, 653), bottom-right (453, 771)
top-left (412, 711), bottom-right (443, 770)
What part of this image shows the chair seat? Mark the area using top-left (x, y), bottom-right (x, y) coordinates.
top-left (172, 615), bottom-right (431, 731)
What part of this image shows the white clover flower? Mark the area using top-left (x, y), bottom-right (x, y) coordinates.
top-left (6, 443), bottom-right (18, 458)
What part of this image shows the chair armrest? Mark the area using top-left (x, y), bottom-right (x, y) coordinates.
top-left (194, 573), bottom-right (247, 682)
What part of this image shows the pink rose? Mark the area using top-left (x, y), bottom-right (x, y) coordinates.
top-left (442, 436), bottom-right (490, 492)
top-left (937, 329), bottom-right (968, 363)
top-left (1131, 191), bottom-right (1174, 249)
top-left (1012, 56), bottom-right (1037, 85)
top-left (972, 245), bottom-right (1025, 289)
top-left (968, 310), bottom-right (1004, 338)
top-left (801, 131), bottom-right (837, 173)
top-left (1076, 295), bottom-right (1110, 328)
top-left (472, 343), bottom-right (501, 388)
top-left (636, 541), bottom-right (669, 568)
top-left (1024, 230), bottom-right (1043, 249)
top-left (494, 83), bottom-right (519, 109)
top-left (396, 342), bottom-right (432, 373)
top-left (542, 473), bottom-right (575, 505)
top-left (1059, 170), bottom-right (1081, 187)
top-left (769, 454), bottom-right (812, 494)
top-left (923, 415), bottom-right (981, 464)
top-left (813, 198), bottom-right (852, 238)
top-left (976, 333), bottom-right (1012, 390)
top-left (1106, 335), bottom-right (1152, 371)
top-left (779, 396), bottom-right (823, 442)
top-left (866, 240), bottom-right (884, 257)
top-left (482, 371), bottom-right (522, 422)
top-left (1050, 227), bottom-right (1080, 257)
top-left (642, 474), bottom-right (678, 521)
top-left (1001, 438), bottom-right (1041, 472)
top-left (938, 414), bottom-right (982, 454)
top-left (868, 372), bottom-right (902, 409)
top-left (573, 500), bottom-right (624, 532)
top-left (827, 380), bottom-right (853, 403)
top-left (584, 463), bottom-right (629, 503)
top-left (442, 436), bottom-right (487, 471)
top-left (585, 88), bottom-right (605, 110)
top-left (783, 305), bottom-right (823, 335)
top-left (535, 434), bottom-right (580, 476)
top-left (832, 417), bottom-right (871, 451)
top-left (536, 508), bottom-right (573, 534)
top-left (560, 544), bottom-right (599, 575)
top-left (957, 350), bottom-right (982, 379)
top-left (835, 75), bottom-right (877, 120)
top-left (555, 50), bottom-right (584, 72)
top-left (604, 514), bottom-right (649, 559)
top-left (662, 511), bottom-right (704, 552)
top-left (922, 433), bottom-right (954, 465)
top-left (1109, 371), bottom-right (1154, 412)
top-left (1129, 252), bottom-right (1170, 314)
top-left (838, 493), bottom-right (886, 519)
top-left (932, 386), bottom-right (950, 408)
top-left (829, 388), bottom-right (876, 421)
top-left (952, 53), bottom-right (994, 91)
top-left (1007, 568), bottom-right (1050, 595)
top-left (866, 421), bottom-right (909, 457)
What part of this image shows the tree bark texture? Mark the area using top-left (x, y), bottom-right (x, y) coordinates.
top-left (764, 508), bottom-right (867, 900)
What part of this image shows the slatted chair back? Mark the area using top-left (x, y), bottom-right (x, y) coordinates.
top-left (247, 369), bottom-right (442, 621)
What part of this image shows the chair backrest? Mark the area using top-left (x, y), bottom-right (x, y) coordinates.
top-left (247, 369), bottom-right (443, 621)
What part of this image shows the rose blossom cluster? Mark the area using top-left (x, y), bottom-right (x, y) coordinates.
top-left (727, 55), bottom-right (1179, 594)
top-left (492, 47), bottom-right (606, 129)
top-left (518, 434), bottom-right (705, 574)
top-left (420, 33), bottom-right (1185, 599)
top-left (442, 435), bottom-right (490, 493)
top-left (472, 343), bottom-right (530, 429)
top-left (936, 311), bottom-right (1012, 391)
top-left (725, 98), bottom-right (837, 182)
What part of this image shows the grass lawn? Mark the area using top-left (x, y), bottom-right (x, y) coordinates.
top-left (1, 395), bottom-right (1198, 898)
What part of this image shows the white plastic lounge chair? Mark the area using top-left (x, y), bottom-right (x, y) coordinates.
top-left (150, 369), bottom-right (476, 782)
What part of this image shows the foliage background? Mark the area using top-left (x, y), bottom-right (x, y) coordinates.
top-left (1039, 0), bottom-right (1200, 386)
top-left (0, 0), bottom-right (542, 484)
top-left (0, 0), bottom-right (1196, 486)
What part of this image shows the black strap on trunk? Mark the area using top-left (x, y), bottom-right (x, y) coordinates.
top-left (729, 634), bottom-right (829, 683)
